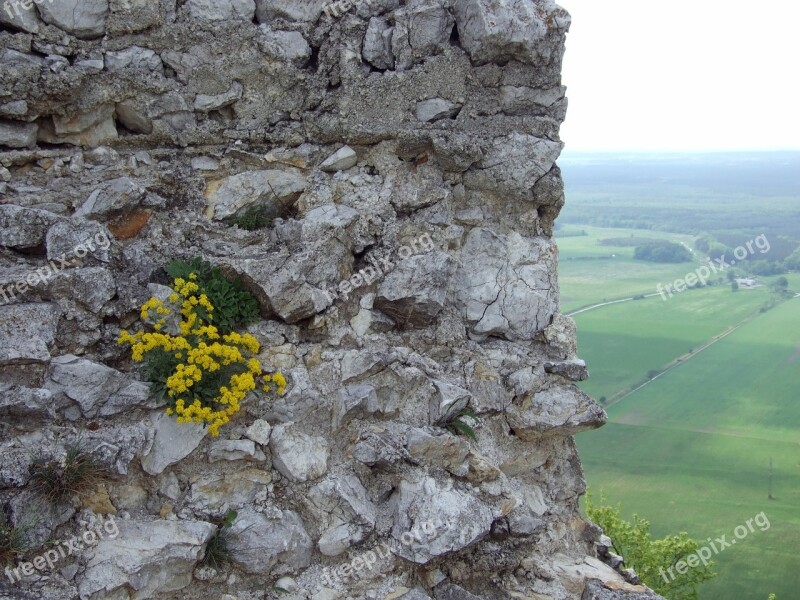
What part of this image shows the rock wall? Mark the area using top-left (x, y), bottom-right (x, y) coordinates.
top-left (0, 0), bottom-right (662, 599)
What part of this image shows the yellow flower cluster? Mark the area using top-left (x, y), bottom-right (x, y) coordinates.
top-left (118, 272), bottom-right (287, 437)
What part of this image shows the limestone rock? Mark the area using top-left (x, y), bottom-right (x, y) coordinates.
top-left (320, 146), bottom-right (358, 172)
top-left (227, 508), bottom-right (313, 574)
top-left (207, 439), bottom-right (266, 462)
top-left (259, 26), bottom-right (312, 67)
top-left (0, 205), bottom-right (64, 249)
top-left (140, 410), bottom-right (207, 475)
top-left (46, 354), bottom-right (153, 417)
top-left (194, 82), bottom-right (244, 112)
top-left (186, 0), bottom-right (255, 21)
top-left (452, 0), bottom-right (569, 66)
top-left (205, 169), bottom-right (307, 220)
top-left (363, 17), bottom-right (394, 70)
top-left (0, 1), bottom-right (41, 32)
top-left (36, 0), bottom-right (109, 38)
top-left (77, 519), bottom-right (216, 599)
top-left (390, 477), bottom-right (494, 563)
top-left (255, 0), bottom-right (328, 23)
top-left (414, 98), bottom-right (461, 122)
top-left (47, 267), bottom-right (116, 313)
top-left (76, 177), bottom-right (148, 219)
top-left (506, 385), bottom-right (607, 441)
top-left (0, 384), bottom-right (56, 420)
top-left (0, 303), bottom-right (60, 366)
top-left (105, 46), bottom-right (164, 72)
top-left (308, 475), bottom-right (377, 556)
top-left (188, 469), bottom-right (272, 512)
top-left (244, 419), bottom-right (272, 445)
top-left (46, 220), bottom-right (113, 263)
top-left (456, 228), bottom-right (558, 341)
top-left (375, 251), bottom-right (455, 328)
top-left (0, 119), bottom-right (38, 148)
top-left (269, 423), bottom-right (329, 482)
top-left (406, 428), bottom-right (470, 477)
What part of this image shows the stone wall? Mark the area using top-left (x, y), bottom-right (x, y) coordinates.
top-left (0, 0), bottom-right (663, 598)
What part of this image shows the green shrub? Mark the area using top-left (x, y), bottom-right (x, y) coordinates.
top-left (165, 259), bottom-right (260, 334)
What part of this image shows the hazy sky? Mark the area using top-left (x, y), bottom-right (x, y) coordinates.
top-left (558, 0), bottom-right (800, 152)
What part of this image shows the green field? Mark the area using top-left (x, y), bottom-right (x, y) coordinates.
top-left (557, 226), bottom-right (705, 313)
top-left (560, 227), bottom-right (800, 599)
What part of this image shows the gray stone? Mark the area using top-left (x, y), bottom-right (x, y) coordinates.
top-left (390, 476), bottom-right (493, 563)
top-left (0, 0), bottom-right (41, 32)
top-left (375, 251), bottom-right (455, 328)
top-left (407, 0), bottom-right (454, 57)
top-left (0, 119), bottom-right (38, 148)
top-left (0, 303), bottom-right (60, 366)
top-left (194, 82), bottom-right (244, 112)
top-left (500, 85), bottom-right (567, 117)
top-left (363, 17), bottom-right (394, 70)
top-left (140, 410), bottom-right (207, 475)
top-left (205, 169), bottom-right (307, 220)
top-left (434, 583), bottom-right (483, 600)
top-left (41, 105), bottom-right (118, 147)
top-left (188, 469), bottom-right (272, 512)
top-left (244, 419), bottom-right (272, 445)
top-left (269, 423), bottom-right (329, 482)
top-left (0, 100), bottom-right (29, 117)
top-left (452, 0), bottom-right (569, 66)
top-left (207, 439), bottom-right (266, 462)
top-left (225, 237), bottom-right (350, 323)
top-left (46, 354), bottom-right (153, 417)
top-left (227, 508), bottom-right (313, 574)
top-left (46, 266), bottom-right (116, 313)
top-left (308, 475), bottom-right (376, 556)
top-left (0, 384), bottom-right (56, 420)
top-left (105, 46), bottom-right (164, 73)
top-left (0, 205), bottom-right (64, 249)
top-left (319, 146), bottom-right (358, 172)
top-left (36, 0), bottom-right (109, 38)
top-left (186, 0), bottom-right (255, 20)
top-left (456, 228), bottom-right (558, 341)
top-left (259, 25), bottom-right (312, 68)
top-left (406, 428), bottom-right (470, 477)
top-left (75, 177), bottom-right (148, 219)
top-left (544, 358), bottom-right (589, 381)
top-left (0, 48), bottom-right (45, 66)
top-left (255, 0), bottom-right (328, 23)
top-left (506, 385), bottom-right (606, 441)
top-left (78, 519), bottom-right (216, 599)
top-left (414, 98), bottom-right (461, 122)
top-left (464, 133), bottom-right (563, 200)
top-left (46, 220), bottom-right (113, 263)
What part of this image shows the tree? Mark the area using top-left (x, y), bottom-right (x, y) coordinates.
top-left (586, 494), bottom-right (716, 600)
top-left (731, 281), bottom-right (739, 291)
top-left (775, 276), bottom-right (788, 290)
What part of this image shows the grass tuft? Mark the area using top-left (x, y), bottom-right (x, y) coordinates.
top-left (28, 444), bottom-right (108, 505)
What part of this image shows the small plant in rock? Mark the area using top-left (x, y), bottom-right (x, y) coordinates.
top-left (201, 510), bottom-right (237, 570)
top-left (28, 444), bottom-right (107, 505)
top-left (228, 203), bottom-right (275, 231)
top-left (165, 258), bottom-right (260, 334)
top-left (439, 405), bottom-right (480, 441)
top-left (119, 270), bottom-right (287, 437)
top-left (0, 509), bottom-right (28, 564)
